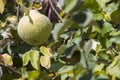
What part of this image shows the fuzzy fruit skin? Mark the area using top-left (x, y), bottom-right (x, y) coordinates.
top-left (17, 10), bottom-right (52, 45)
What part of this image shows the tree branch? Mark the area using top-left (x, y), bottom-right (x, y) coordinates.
top-left (48, 0), bottom-right (64, 22)
top-left (0, 63), bottom-right (21, 77)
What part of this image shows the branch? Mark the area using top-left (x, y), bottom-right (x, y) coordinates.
top-left (17, 4), bottom-right (20, 22)
top-left (48, 0), bottom-right (64, 22)
top-left (0, 63), bottom-right (21, 77)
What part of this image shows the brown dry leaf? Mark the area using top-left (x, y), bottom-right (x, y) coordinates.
top-left (2, 54), bottom-right (13, 66)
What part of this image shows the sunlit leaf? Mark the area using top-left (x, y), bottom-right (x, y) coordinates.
top-left (106, 56), bottom-right (120, 79)
top-left (29, 50), bottom-right (39, 70)
top-left (6, 15), bottom-right (17, 23)
top-left (57, 66), bottom-right (74, 75)
top-left (40, 46), bottom-right (52, 57)
top-left (93, 13), bottom-right (103, 20)
top-left (110, 36), bottom-right (120, 44)
top-left (83, 39), bottom-right (92, 54)
top-left (16, 0), bottom-right (23, 6)
top-left (52, 19), bottom-right (72, 40)
top-left (28, 70), bottom-right (40, 80)
top-left (32, 3), bottom-right (42, 10)
top-left (94, 63), bottom-right (105, 72)
top-left (17, 0), bottom-right (29, 15)
top-left (21, 68), bottom-right (28, 79)
top-left (109, 30), bottom-right (120, 36)
top-left (63, 0), bottom-right (78, 13)
top-left (101, 22), bottom-right (114, 36)
top-left (22, 51), bottom-right (29, 66)
top-left (0, 0), bottom-right (5, 14)
top-left (0, 21), bottom-right (6, 27)
top-left (82, 0), bottom-right (100, 11)
top-left (2, 54), bottom-right (13, 66)
top-left (40, 55), bottom-right (51, 69)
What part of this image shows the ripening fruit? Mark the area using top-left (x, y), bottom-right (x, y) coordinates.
top-left (17, 10), bottom-right (52, 45)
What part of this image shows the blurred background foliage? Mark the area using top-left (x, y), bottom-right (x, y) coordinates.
top-left (0, 0), bottom-right (120, 80)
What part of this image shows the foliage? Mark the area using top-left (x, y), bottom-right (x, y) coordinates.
top-left (0, 0), bottom-right (120, 80)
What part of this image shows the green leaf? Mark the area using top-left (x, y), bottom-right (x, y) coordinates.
top-left (29, 50), bottom-right (39, 70)
top-left (93, 13), bottom-right (104, 20)
top-left (57, 45), bottom-right (67, 54)
top-left (63, 0), bottom-right (78, 13)
top-left (106, 56), bottom-right (120, 79)
top-left (16, 0), bottom-right (23, 6)
top-left (98, 35), bottom-right (112, 48)
top-left (16, 0), bottom-right (29, 15)
top-left (110, 36), bottom-right (120, 44)
top-left (52, 20), bottom-right (72, 40)
top-left (40, 46), bottom-right (52, 57)
top-left (65, 43), bottom-right (79, 59)
top-left (22, 51), bottom-right (30, 66)
top-left (101, 22), bottom-right (114, 36)
top-left (0, 0), bottom-right (5, 14)
top-left (21, 68), bottom-right (29, 78)
top-left (111, 9), bottom-right (120, 24)
top-left (83, 39), bottom-right (92, 54)
top-left (94, 63), bottom-right (105, 72)
top-left (109, 30), bottom-right (120, 36)
top-left (72, 10), bottom-right (93, 27)
top-left (82, 0), bottom-right (100, 11)
top-left (57, 66), bottom-right (74, 75)
top-left (28, 70), bottom-right (40, 80)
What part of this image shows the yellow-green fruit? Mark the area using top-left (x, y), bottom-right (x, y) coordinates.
top-left (17, 10), bottom-right (52, 45)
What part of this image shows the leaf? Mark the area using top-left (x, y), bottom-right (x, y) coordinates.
top-left (83, 39), bottom-right (92, 54)
top-left (22, 51), bottom-right (30, 66)
top-left (6, 15), bottom-right (17, 23)
top-left (106, 56), bottom-right (120, 79)
top-left (32, 3), bottom-right (42, 10)
top-left (28, 70), bottom-right (40, 80)
top-left (57, 45), bottom-right (67, 54)
top-left (16, 0), bottom-right (23, 6)
top-left (40, 55), bottom-right (51, 69)
top-left (110, 9), bottom-right (120, 24)
top-left (52, 19), bottom-right (72, 40)
top-left (2, 54), bottom-right (13, 66)
top-left (109, 30), bottom-right (120, 36)
top-left (63, 0), bottom-right (78, 13)
top-left (21, 68), bottom-right (28, 78)
top-left (39, 46), bottom-right (52, 69)
top-left (57, 66), bottom-right (74, 74)
top-left (0, 20), bottom-right (6, 27)
top-left (93, 13), bottom-right (103, 20)
top-left (0, 0), bottom-right (5, 14)
top-left (40, 46), bottom-right (52, 57)
top-left (16, 0), bottom-right (29, 15)
top-left (110, 36), bottom-right (120, 44)
top-left (101, 22), bottom-right (114, 36)
top-left (65, 43), bottom-right (79, 59)
top-left (29, 50), bottom-right (39, 70)
top-left (93, 63), bottom-right (105, 72)
top-left (72, 10), bottom-right (93, 27)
